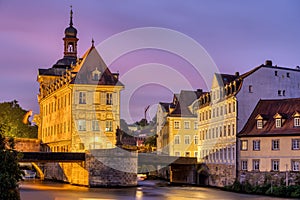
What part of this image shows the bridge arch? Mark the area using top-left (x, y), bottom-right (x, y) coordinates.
top-left (31, 163), bottom-right (44, 180)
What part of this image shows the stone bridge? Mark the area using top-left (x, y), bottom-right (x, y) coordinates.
top-left (20, 150), bottom-right (198, 187)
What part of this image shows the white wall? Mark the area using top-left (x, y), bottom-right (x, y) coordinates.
top-left (236, 66), bottom-right (300, 132)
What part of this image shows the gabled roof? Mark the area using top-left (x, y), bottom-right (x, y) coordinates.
top-left (169, 90), bottom-right (203, 117)
top-left (216, 73), bottom-right (238, 85)
top-left (70, 46), bottom-right (123, 86)
top-left (239, 98), bottom-right (300, 137)
top-left (38, 45), bottom-right (123, 87)
top-left (158, 102), bottom-right (171, 113)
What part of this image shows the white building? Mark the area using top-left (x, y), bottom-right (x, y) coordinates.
top-left (196, 60), bottom-right (300, 186)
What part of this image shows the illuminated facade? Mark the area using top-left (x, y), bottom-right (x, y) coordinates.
top-left (196, 60), bottom-right (300, 186)
top-left (238, 98), bottom-right (300, 186)
top-left (156, 90), bottom-right (202, 157)
top-left (35, 9), bottom-right (123, 153)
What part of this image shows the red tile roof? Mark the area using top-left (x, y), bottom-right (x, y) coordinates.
top-left (239, 98), bottom-right (300, 137)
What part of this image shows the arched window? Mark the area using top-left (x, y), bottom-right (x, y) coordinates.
top-left (67, 43), bottom-right (74, 52)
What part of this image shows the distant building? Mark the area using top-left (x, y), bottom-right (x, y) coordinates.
top-left (35, 8), bottom-right (123, 152)
top-left (156, 90), bottom-right (203, 157)
top-left (238, 98), bottom-right (300, 186)
top-left (196, 60), bottom-right (300, 187)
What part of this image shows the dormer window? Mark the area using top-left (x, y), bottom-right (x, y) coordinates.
top-left (294, 118), bottom-right (300, 127)
top-left (275, 119), bottom-right (282, 128)
top-left (293, 111), bottom-right (300, 127)
top-left (92, 67), bottom-right (101, 81)
top-left (255, 114), bottom-right (265, 129)
top-left (273, 113), bottom-right (284, 128)
top-left (257, 120), bottom-right (263, 129)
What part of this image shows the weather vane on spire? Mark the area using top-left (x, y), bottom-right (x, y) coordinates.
top-left (69, 5), bottom-right (73, 26)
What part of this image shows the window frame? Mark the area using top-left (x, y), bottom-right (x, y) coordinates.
top-left (79, 92), bottom-right (86, 104)
top-left (185, 151), bottom-right (191, 157)
top-left (272, 139), bottom-right (280, 150)
top-left (294, 118), bottom-right (300, 127)
top-left (194, 135), bottom-right (199, 145)
top-left (275, 119), bottom-right (281, 128)
top-left (194, 121), bottom-right (198, 130)
top-left (257, 120), bottom-right (263, 129)
top-left (184, 135), bottom-right (190, 145)
top-left (78, 120), bottom-right (86, 131)
top-left (292, 160), bottom-right (300, 171)
top-left (174, 135), bottom-right (180, 144)
top-left (106, 93), bottom-right (113, 105)
top-left (92, 120), bottom-right (100, 131)
top-left (253, 159), bottom-right (260, 171)
top-left (174, 121), bottom-right (180, 129)
top-left (241, 160), bottom-right (248, 171)
top-left (105, 121), bottom-right (113, 132)
top-left (241, 140), bottom-right (248, 151)
top-left (184, 121), bottom-right (190, 129)
top-left (271, 160), bottom-right (280, 171)
top-left (253, 140), bottom-right (260, 151)
top-left (248, 85), bottom-right (253, 93)
top-left (292, 139), bottom-right (300, 150)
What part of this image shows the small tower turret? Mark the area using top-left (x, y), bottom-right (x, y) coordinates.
top-left (63, 6), bottom-right (79, 58)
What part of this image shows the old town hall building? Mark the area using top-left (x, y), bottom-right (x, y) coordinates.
top-left (35, 9), bottom-right (123, 153)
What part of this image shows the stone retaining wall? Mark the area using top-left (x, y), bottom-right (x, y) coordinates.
top-left (207, 163), bottom-right (236, 187)
top-left (239, 171), bottom-right (300, 186)
top-left (15, 138), bottom-right (41, 152)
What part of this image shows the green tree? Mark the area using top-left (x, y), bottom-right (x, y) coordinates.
top-left (0, 100), bottom-right (37, 138)
top-left (144, 134), bottom-right (157, 147)
top-left (0, 124), bottom-right (23, 200)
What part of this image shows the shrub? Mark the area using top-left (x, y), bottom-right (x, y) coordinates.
top-left (243, 181), bottom-right (254, 194)
top-left (291, 188), bottom-right (300, 198)
top-left (0, 127), bottom-right (23, 200)
top-left (266, 186), bottom-right (287, 197)
top-left (231, 180), bottom-right (243, 193)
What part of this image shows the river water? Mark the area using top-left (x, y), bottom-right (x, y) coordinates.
top-left (20, 180), bottom-right (294, 200)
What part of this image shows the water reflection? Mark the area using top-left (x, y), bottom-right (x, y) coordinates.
top-left (20, 180), bottom-right (294, 200)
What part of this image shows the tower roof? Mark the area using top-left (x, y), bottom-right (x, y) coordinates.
top-left (64, 6), bottom-right (77, 38)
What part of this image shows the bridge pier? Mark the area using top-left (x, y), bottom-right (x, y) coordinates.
top-left (87, 148), bottom-right (138, 187)
top-left (33, 148), bottom-right (138, 187)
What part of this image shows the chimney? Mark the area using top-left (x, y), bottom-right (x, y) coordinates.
top-left (235, 72), bottom-right (240, 77)
top-left (197, 89), bottom-right (203, 93)
top-left (265, 60), bottom-right (272, 66)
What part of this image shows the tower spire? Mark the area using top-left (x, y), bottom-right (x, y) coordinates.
top-left (69, 5), bottom-right (73, 27)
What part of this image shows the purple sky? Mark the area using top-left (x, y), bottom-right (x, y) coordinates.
top-left (1, 0), bottom-right (300, 123)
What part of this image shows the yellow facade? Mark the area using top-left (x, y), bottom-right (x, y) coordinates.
top-left (36, 53), bottom-right (123, 152)
top-left (166, 116), bottom-right (199, 157)
top-left (35, 10), bottom-right (123, 152)
top-left (156, 91), bottom-right (201, 157)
